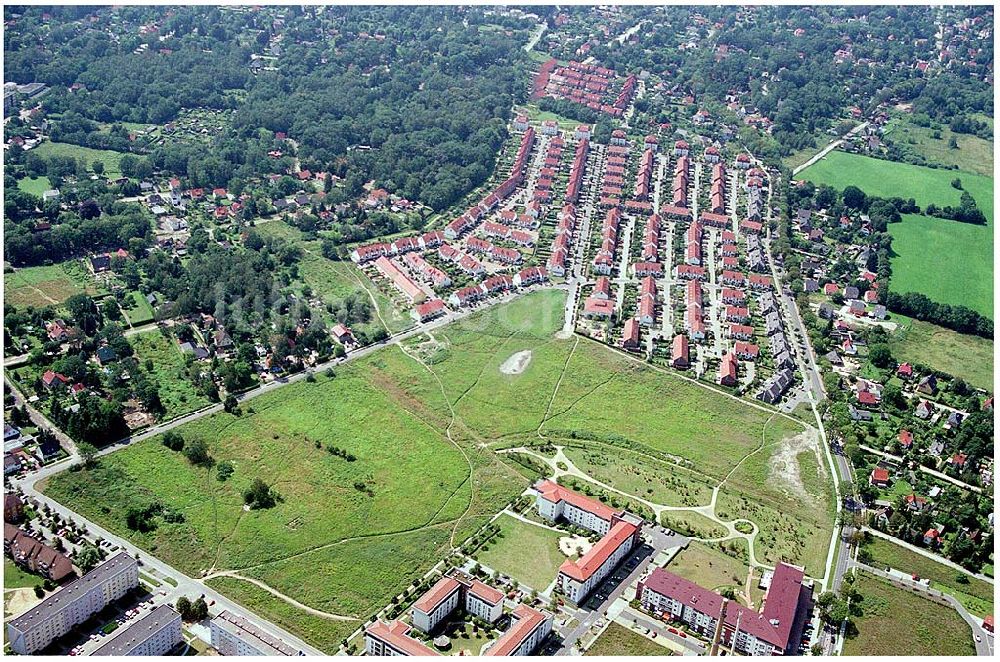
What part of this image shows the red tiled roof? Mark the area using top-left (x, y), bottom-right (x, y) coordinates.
top-left (485, 605), bottom-right (548, 656)
top-left (366, 620), bottom-right (439, 656)
top-left (559, 520), bottom-right (637, 582)
top-left (468, 579), bottom-right (504, 605)
top-left (412, 577), bottom-right (462, 615)
top-left (871, 467), bottom-right (889, 482)
top-left (536, 480), bottom-right (620, 522)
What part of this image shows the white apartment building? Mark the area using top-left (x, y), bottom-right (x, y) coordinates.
top-left (534, 480), bottom-right (621, 535)
top-left (557, 520), bottom-right (639, 603)
top-left (464, 580), bottom-right (504, 624)
top-left (410, 577), bottom-right (463, 633)
top-left (92, 604), bottom-right (182, 656)
top-left (364, 620), bottom-right (438, 656)
top-left (210, 609), bottom-right (302, 656)
top-left (484, 605), bottom-right (552, 656)
top-left (7, 552), bottom-right (139, 655)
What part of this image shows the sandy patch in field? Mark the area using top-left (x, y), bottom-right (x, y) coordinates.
top-left (499, 350), bottom-right (532, 375)
top-left (559, 534), bottom-right (593, 558)
top-left (4, 587), bottom-right (42, 617)
top-left (767, 429), bottom-right (824, 503)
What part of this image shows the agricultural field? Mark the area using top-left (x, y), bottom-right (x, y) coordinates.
top-left (884, 116), bottom-right (994, 177)
top-left (843, 572), bottom-right (975, 656)
top-left (32, 141), bottom-right (126, 176)
top-left (799, 151), bottom-right (993, 317)
top-left (473, 514), bottom-right (566, 591)
top-left (861, 536), bottom-right (994, 618)
top-left (585, 623), bottom-right (673, 656)
top-left (16, 175), bottom-right (52, 197)
top-left (888, 315), bottom-right (993, 391)
top-left (4, 261), bottom-right (103, 309)
top-left (129, 331), bottom-right (212, 419)
top-left (887, 213), bottom-right (993, 318)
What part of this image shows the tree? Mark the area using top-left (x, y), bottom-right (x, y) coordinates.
top-left (216, 460), bottom-right (234, 481)
top-left (92, 160), bottom-right (105, 176)
top-left (176, 596), bottom-right (193, 620)
top-left (78, 442), bottom-right (98, 467)
top-left (162, 430), bottom-right (185, 451)
top-left (842, 185), bottom-right (866, 210)
top-left (868, 344), bottom-right (893, 368)
top-left (183, 438), bottom-right (213, 467)
top-left (75, 543), bottom-right (103, 573)
top-left (192, 597), bottom-right (209, 620)
top-left (223, 394), bottom-right (240, 415)
top-left (243, 478), bottom-right (276, 509)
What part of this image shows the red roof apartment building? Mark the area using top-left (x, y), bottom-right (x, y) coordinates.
top-left (535, 480), bottom-right (643, 604)
top-left (637, 562), bottom-right (812, 655)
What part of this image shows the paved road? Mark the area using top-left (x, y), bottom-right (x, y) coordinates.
top-left (5, 376), bottom-right (78, 456)
top-left (851, 560), bottom-right (993, 656)
top-left (791, 122), bottom-right (869, 176)
top-left (524, 21), bottom-right (546, 52)
top-left (862, 527), bottom-right (994, 585)
top-left (619, 606), bottom-right (706, 654)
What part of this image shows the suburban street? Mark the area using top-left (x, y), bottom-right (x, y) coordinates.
top-left (790, 122), bottom-right (869, 176)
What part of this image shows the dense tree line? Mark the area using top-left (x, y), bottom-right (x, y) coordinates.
top-left (886, 291), bottom-right (992, 339)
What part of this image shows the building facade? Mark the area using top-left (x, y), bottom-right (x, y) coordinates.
top-left (484, 605), bottom-right (552, 656)
top-left (7, 553), bottom-right (139, 655)
top-left (92, 604), bottom-right (182, 656)
top-left (557, 520), bottom-right (639, 603)
top-left (364, 620), bottom-right (439, 656)
top-left (411, 577), bottom-right (463, 633)
top-left (209, 610), bottom-right (302, 656)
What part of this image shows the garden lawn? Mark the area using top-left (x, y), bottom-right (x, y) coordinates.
top-left (861, 536), bottom-right (994, 618)
top-left (123, 290), bottom-right (155, 326)
top-left (16, 175), bottom-right (52, 197)
top-left (33, 141), bottom-right (126, 177)
top-left (585, 623), bottom-right (674, 656)
top-left (4, 261), bottom-right (102, 308)
top-left (474, 514), bottom-right (566, 591)
top-left (666, 541), bottom-right (749, 603)
top-left (3, 558), bottom-right (42, 589)
top-left (129, 331), bottom-right (212, 420)
top-left (888, 315), bottom-right (993, 391)
top-left (844, 572), bottom-right (975, 656)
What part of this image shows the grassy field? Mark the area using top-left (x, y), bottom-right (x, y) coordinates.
top-left (666, 541), bottom-right (749, 603)
top-left (885, 116), bottom-right (994, 177)
top-left (129, 331), bottom-right (212, 419)
top-left (16, 175), bottom-right (52, 197)
top-left (3, 558), bottom-right (42, 589)
top-left (861, 536), bottom-right (994, 618)
top-left (798, 151), bottom-right (993, 221)
top-left (205, 576), bottom-right (356, 654)
top-left (33, 141), bottom-right (127, 177)
top-left (799, 151), bottom-right (993, 317)
top-left (888, 213), bottom-right (992, 318)
top-left (844, 572), bottom-right (975, 656)
top-left (888, 315), bottom-right (993, 390)
top-left (474, 514), bottom-right (566, 591)
top-left (585, 623), bottom-right (674, 656)
top-left (40, 290), bottom-right (834, 650)
top-left (4, 261), bottom-right (102, 309)
top-left (562, 444), bottom-right (715, 508)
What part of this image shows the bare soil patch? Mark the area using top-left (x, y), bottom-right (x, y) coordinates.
top-left (499, 350), bottom-right (533, 375)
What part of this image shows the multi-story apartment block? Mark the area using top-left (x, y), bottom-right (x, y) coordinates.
top-left (7, 553), bottom-right (139, 655)
top-left (210, 609), bottom-right (302, 656)
top-left (92, 604), bottom-right (182, 656)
